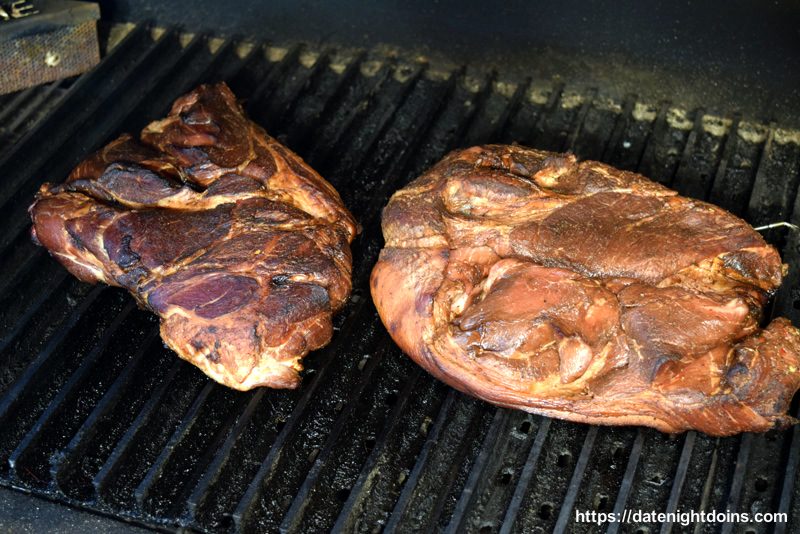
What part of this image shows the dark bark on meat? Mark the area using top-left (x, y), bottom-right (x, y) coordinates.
top-left (29, 83), bottom-right (357, 390)
top-left (371, 145), bottom-right (800, 435)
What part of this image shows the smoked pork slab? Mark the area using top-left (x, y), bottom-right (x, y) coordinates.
top-left (371, 144), bottom-right (800, 435)
top-left (30, 83), bottom-right (357, 390)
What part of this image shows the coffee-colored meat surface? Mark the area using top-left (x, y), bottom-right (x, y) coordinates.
top-left (371, 144), bottom-right (800, 435)
top-left (30, 83), bottom-right (357, 390)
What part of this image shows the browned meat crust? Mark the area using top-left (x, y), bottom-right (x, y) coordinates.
top-left (29, 82), bottom-right (357, 390)
top-left (371, 145), bottom-right (800, 435)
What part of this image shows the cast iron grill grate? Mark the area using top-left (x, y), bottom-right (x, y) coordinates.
top-left (1, 24), bottom-right (800, 534)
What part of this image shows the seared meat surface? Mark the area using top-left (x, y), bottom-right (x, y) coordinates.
top-left (30, 83), bottom-right (357, 390)
top-left (371, 145), bottom-right (800, 435)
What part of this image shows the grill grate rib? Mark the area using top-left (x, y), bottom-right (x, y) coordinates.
top-left (51, 327), bottom-right (161, 497)
top-left (658, 432), bottom-right (696, 534)
top-left (91, 359), bottom-right (184, 500)
top-left (7, 301), bottom-right (138, 484)
top-left (1, 23), bottom-right (800, 533)
top-left (607, 430), bottom-right (645, 534)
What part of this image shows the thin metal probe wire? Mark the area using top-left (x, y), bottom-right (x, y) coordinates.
top-left (754, 222), bottom-right (799, 232)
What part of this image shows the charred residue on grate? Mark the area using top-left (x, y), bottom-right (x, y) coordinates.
top-left (0, 24), bottom-right (799, 533)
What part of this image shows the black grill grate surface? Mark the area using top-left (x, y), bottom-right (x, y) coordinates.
top-left (1, 25), bottom-right (800, 534)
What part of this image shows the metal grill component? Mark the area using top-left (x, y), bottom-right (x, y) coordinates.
top-left (1, 25), bottom-right (800, 533)
top-left (0, 1), bottom-right (100, 95)
top-left (0, 79), bottom-right (69, 157)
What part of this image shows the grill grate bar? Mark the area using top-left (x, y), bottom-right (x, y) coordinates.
top-left (445, 409), bottom-right (510, 534)
top-left (277, 339), bottom-right (395, 533)
top-left (715, 122), bottom-right (765, 218)
top-left (91, 359), bottom-right (184, 499)
top-left (708, 116), bottom-right (742, 204)
top-left (230, 314), bottom-right (384, 530)
top-left (51, 328), bottom-right (161, 495)
top-left (156, 387), bottom-right (253, 519)
top-left (0, 86), bottom-right (39, 125)
top-left (329, 367), bottom-right (424, 531)
top-left (0, 81), bottom-right (64, 152)
top-left (552, 426), bottom-right (599, 533)
top-left (0, 239), bottom-right (47, 298)
top-left (244, 45), bottom-right (304, 114)
top-left (304, 60), bottom-right (397, 170)
top-left (636, 101), bottom-right (671, 182)
top-left (322, 65), bottom-right (427, 182)
top-left (7, 302), bottom-right (137, 482)
top-left (326, 72), bottom-right (436, 218)
top-left (450, 74), bottom-right (497, 146)
top-left (0, 270), bottom-right (68, 353)
top-left (720, 434), bottom-right (753, 534)
top-left (247, 46), bottom-right (328, 125)
top-left (193, 39), bottom-right (242, 83)
top-left (278, 71), bottom-right (462, 517)
top-left (776, 406), bottom-right (800, 534)
top-left (565, 88), bottom-right (598, 152)
top-left (262, 49), bottom-right (336, 133)
top-left (464, 72), bottom-right (506, 146)
top-left (658, 432), bottom-right (697, 534)
top-left (222, 322), bottom-right (338, 524)
top-left (695, 439), bottom-right (723, 533)
top-left (705, 117), bottom-right (739, 203)
top-left (482, 79), bottom-right (533, 146)
top-left (670, 108), bottom-right (705, 192)
top-left (283, 52), bottom-right (368, 151)
top-left (499, 417), bottom-right (552, 534)
top-left (529, 83), bottom-right (565, 148)
top-left (385, 390), bottom-right (458, 533)
top-left (415, 404), bottom-right (496, 531)
top-left (133, 381), bottom-right (216, 509)
top-left (607, 430), bottom-right (645, 534)
top-left (184, 388), bottom-right (266, 521)
top-left (282, 51), bottom-right (368, 151)
top-left (4, 81), bottom-right (64, 129)
top-left (0, 286), bottom-right (104, 424)
top-left (747, 125), bottom-right (800, 227)
top-left (600, 95), bottom-right (636, 162)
